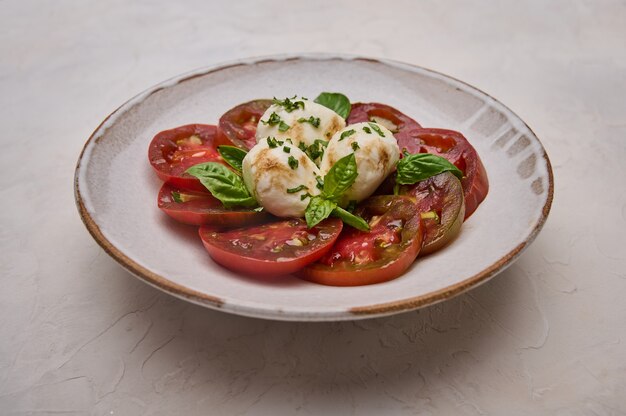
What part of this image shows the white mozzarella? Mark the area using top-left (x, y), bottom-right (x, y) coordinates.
top-left (320, 122), bottom-right (400, 205)
top-left (255, 100), bottom-right (346, 150)
top-left (242, 137), bottom-right (321, 218)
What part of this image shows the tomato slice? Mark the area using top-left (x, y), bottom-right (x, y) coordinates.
top-left (347, 102), bottom-right (422, 144)
top-left (399, 128), bottom-right (488, 219)
top-left (199, 218), bottom-right (343, 276)
top-left (148, 124), bottom-right (230, 192)
top-left (299, 196), bottom-right (423, 286)
top-left (400, 172), bottom-right (465, 255)
top-left (217, 99), bottom-right (272, 150)
top-left (157, 183), bottom-right (271, 227)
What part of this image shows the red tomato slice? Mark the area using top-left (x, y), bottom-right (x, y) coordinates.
top-left (157, 183), bottom-right (271, 227)
top-left (299, 196), bottom-right (423, 286)
top-left (347, 102), bottom-right (422, 144)
top-left (199, 218), bottom-right (343, 276)
top-left (217, 99), bottom-right (272, 150)
top-left (400, 172), bottom-right (465, 255)
top-left (399, 128), bottom-right (488, 219)
top-left (148, 124), bottom-right (231, 192)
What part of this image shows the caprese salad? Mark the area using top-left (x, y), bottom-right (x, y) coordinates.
top-left (148, 93), bottom-right (489, 286)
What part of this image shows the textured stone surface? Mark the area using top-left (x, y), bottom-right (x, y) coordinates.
top-left (1, 0), bottom-right (625, 414)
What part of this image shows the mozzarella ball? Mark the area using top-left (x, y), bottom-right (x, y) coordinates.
top-left (255, 99), bottom-right (345, 149)
top-left (242, 137), bottom-right (321, 218)
top-left (320, 122), bottom-right (400, 205)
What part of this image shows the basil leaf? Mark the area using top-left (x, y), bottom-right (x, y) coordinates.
top-left (305, 196), bottom-right (337, 229)
top-left (339, 129), bottom-right (355, 141)
top-left (304, 139), bottom-right (328, 162)
top-left (396, 153), bottom-right (463, 185)
top-left (332, 207), bottom-right (370, 232)
top-left (298, 116), bottom-right (320, 128)
top-left (314, 92), bottom-right (351, 119)
top-left (272, 96), bottom-right (305, 112)
top-left (278, 121), bottom-right (290, 132)
top-left (186, 162), bottom-right (257, 208)
top-left (322, 153), bottom-right (358, 201)
top-left (286, 184), bottom-right (307, 194)
top-left (368, 122), bottom-right (386, 137)
top-left (217, 145), bottom-right (247, 173)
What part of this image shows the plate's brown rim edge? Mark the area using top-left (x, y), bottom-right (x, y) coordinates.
top-left (73, 53), bottom-right (554, 320)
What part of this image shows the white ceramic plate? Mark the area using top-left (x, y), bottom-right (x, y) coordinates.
top-left (75, 54), bottom-right (553, 321)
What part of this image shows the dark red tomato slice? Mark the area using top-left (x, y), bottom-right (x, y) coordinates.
top-left (217, 99), bottom-right (272, 150)
top-left (148, 124), bottom-right (231, 192)
top-left (399, 172), bottom-right (465, 255)
top-left (347, 102), bottom-right (422, 144)
top-left (199, 218), bottom-right (343, 276)
top-left (399, 128), bottom-right (488, 219)
top-left (157, 183), bottom-right (271, 227)
top-left (299, 196), bottom-right (423, 286)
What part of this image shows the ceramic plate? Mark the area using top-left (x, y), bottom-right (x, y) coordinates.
top-left (75, 54), bottom-right (553, 321)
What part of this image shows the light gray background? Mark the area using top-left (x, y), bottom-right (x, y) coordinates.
top-left (1, 1), bottom-right (625, 414)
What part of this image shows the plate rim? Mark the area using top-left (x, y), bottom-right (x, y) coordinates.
top-left (74, 53), bottom-right (554, 321)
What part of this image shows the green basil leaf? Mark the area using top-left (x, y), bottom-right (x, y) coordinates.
top-left (304, 139), bottom-right (328, 162)
top-left (305, 196), bottom-right (337, 229)
top-left (396, 153), bottom-right (463, 185)
top-left (322, 153), bottom-right (358, 201)
top-left (186, 162), bottom-right (257, 208)
top-left (272, 96), bottom-right (305, 113)
top-left (368, 122), bottom-right (386, 137)
top-left (286, 184), bottom-right (308, 194)
top-left (339, 129), bottom-right (355, 141)
top-left (278, 121), bottom-right (290, 132)
top-left (217, 145), bottom-right (247, 173)
top-left (314, 92), bottom-right (351, 119)
top-left (332, 207), bottom-right (370, 232)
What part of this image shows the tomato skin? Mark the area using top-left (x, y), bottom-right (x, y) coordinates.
top-left (199, 218), bottom-right (343, 277)
top-left (217, 99), bottom-right (272, 150)
top-left (347, 102), bottom-right (422, 144)
top-left (157, 183), bottom-right (271, 227)
top-left (148, 124), bottom-right (231, 192)
top-left (399, 128), bottom-right (488, 219)
top-left (400, 172), bottom-right (465, 255)
top-left (299, 196), bottom-right (423, 286)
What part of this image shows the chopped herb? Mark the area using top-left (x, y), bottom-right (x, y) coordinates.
top-left (298, 116), bottom-right (321, 128)
top-left (171, 191), bottom-right (183, 203)
top-left (287, 184), bottom-right (308, 194)
top-left (304, 139), bottom-right (328, 161)
top-left (363, 126), bottom-right (372, 134)
top-left (283, 146), bottom-right (291, 153)
top-left (351, 141), bottom-right (360, 151)
top-left (314, 92), bottom-right (351, 119)
top-left (339, 129), bottom-right (356, 141)
top-left (288, 156), bottom-right (299, 170)
top-left (267, 137), bottom-right (280, 148)
top-left (262, 112), bottom-right (290, 132)
top-left (315, 175), bottom-right (324, 190)
top-left (272, 96), bottom-right (305, 113)
top-left (368, 122), bottom-right (385, 137)
top-left (262, 112), bottom-right (281, 126)
top-left (278, 121), bottom-right (290, 132)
